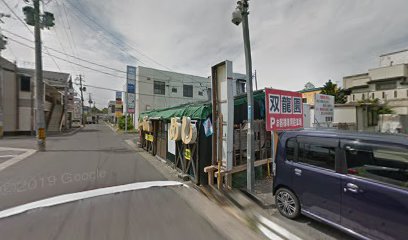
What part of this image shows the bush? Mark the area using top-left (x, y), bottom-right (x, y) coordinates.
top-left (118, 116), bottom-right (134, 130)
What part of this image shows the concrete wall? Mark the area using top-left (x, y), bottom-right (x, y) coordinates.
top-left (369, 64), bottom-right (408, 81)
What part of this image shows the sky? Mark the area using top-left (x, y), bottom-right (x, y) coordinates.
top-left (2, 0), bottom-right (408, 108)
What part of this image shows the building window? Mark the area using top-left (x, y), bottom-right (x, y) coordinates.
top-left (407, 90), bottom-right (408, 97)
top-left (362, 94), bottom-right (365, 100)
top-left (371, 93), bottom-right (374, 99)
top-left (302, 98), bottom-right (307, 103)
top-left (376, 81), bottom-right (396, 91)
top-left (198, 91), bottom-right (203, 96)
top-left (171, 87), bottom-right (177, 93)
top-left (183, 84), bottom-right (193, 98)
top-left (20, 76), bottom-right (31, 92)
top-left (382, 92), bottom-right (385, 99)
top-left (394, 90), bottom-right (398, 98)
top-left (352, 95), bottom-right (355, 101)
top-left (154, 81), bottom-right (165, 95)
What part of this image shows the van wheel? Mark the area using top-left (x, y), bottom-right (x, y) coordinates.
top-left (275, 188), bottom-right (300, 219)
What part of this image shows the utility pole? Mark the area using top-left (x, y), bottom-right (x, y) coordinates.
top-left (88, 92), bottom-right (92, 122)
top-left (0, 13), bottom-right (10, 138)
top-left (78, 74), bottom-right (85, 126)
top-left (254, 70), bottom-right (258, 91)
top-left (232, 0), bottom-right (255, 192)
top-left (21, 0), bottom-right (55, 150)
top-left (63, 79), bottom-right (68, 131)
top-left (33, 0), bottom-right (46, 151)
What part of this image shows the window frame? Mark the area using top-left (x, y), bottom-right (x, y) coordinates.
top-left (340, 140), bottom-right (408, 190)
top-left (183, 84), bottom-right (193, 98)
top-left (153, 81), bottom-right (166, 95)
top-left (20, 76), bottom-right (31, 92)
top-left (293, 136), bottom-right (339, 172)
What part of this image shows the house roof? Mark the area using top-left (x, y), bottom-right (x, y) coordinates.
top-left (298, 87), bottom-right (322, 93)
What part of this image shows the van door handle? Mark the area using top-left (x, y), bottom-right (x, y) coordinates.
top-left (344, 183), bottom-right (359, 193)
top-left (294, 168), bottom-right (302, 176)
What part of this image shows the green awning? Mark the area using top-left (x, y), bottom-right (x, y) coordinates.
top-left (234, 90), bottom-right (265, 106)
top-left (139, 89), bottom-right (266, 121)
top-left (139, 101), bottom-right (211, 121)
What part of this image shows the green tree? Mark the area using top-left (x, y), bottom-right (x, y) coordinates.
top-left (320, 80), bottom-right (348, 104)
top-left (101, 108), bottom-right (109, 114)
top-left (358, 98), bottom-right (394, 114)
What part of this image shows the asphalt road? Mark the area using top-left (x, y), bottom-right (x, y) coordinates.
top-left (0, 124), bottom-right (233, 240)
top-left (0, 123), bottom-right (358, 240)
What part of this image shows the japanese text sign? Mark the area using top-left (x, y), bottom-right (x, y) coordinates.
top-left (265, 88), bottom-right (303, 131)
top-left (314, 94), bottom-right (334, 124)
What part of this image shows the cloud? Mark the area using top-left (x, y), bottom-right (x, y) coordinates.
top-left (2, 0), bottom-right (408, 107)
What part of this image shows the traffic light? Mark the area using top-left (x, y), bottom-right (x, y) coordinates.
top-left (22, 6), bottom-right (35, 26)
top-left (42, 12), bottom-right (55, 29)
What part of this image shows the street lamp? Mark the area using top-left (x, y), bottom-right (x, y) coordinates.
top-left (232, 0), bottom-right (255, 192)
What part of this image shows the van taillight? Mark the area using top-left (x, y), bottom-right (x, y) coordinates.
top-left (348, 169), bottom-right (358, 175)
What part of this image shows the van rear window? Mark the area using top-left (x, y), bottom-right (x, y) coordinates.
top-left (298, 143), bottom-right (336, 170)
top-left (346, 145), bottom-right (408, 189)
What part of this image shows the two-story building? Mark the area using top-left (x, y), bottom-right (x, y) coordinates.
top-left (0, 56), bottom-right (72, 135)
top-left (135, 66), bottom-right (247, 124)
top-left (344, 50), bottom-right (408, 115)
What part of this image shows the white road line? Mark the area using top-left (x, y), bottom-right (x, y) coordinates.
top-left (257, 214), bottom-right (303, 240)
top-left (0, 148), bottom-right (37, 172)
top-left (257, 223), bottom-right (285, 240)
top-left (0, 180), bottom-right (186, 219)
top-left (0, 155), bottom-right (17, 158)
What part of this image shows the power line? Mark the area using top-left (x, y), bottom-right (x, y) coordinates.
top-left (3, 29), bottom-right (127, 73)
top-left (82, 83), bottom-right (207, 100)
top-left (65, 0), bottom-right (177, 72)
top-left (52, 0), bottom-right (78, 74)
top-left (7, 34), bottom-right (210, 86)
top-left (8, 36), bottom-right (123, 77)
top-left (0, 0), bottom-right (33, 34)
top-left (1, 0), bottom-right (62, 71)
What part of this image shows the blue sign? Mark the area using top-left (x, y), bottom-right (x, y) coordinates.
top-left (127, 83), bottom-right (135, 94)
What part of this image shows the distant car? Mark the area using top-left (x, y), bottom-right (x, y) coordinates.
top-left (72, 120), bottom-right (81, 128)
top-left (273, 129), bottom-right (408, 240)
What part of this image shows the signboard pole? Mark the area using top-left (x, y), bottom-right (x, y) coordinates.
top-left (270, 131), bottom-right (278, 177)
top-left (125, 92), bottom-right (128, 133)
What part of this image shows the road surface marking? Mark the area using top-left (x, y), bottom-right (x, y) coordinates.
top-left (257, 223), bottom-right (285, 240)
top-left (257, 214), bottom-right (303, 240)
top-left (0, 147), bottom-right (37, 172)
top-left (0, 155), bottom-right (17, 158)
top-left (0, 180), bottom-right (186, 219)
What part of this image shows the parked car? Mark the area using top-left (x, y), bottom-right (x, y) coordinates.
top-left (273, 129), bottom-right (408, 240)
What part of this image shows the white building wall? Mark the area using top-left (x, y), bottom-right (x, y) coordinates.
top-left (18, 107), bottom-right (32, 131)
top-left (379, 50), bottom-right (408, 67)
top-left (136, 66), bottom-right (211, 121)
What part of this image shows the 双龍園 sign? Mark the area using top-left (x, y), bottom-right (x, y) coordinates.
top-left (265, 88), bottom-right (304, 131)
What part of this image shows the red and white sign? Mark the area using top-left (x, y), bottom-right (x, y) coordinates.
top-left (265, 88), bottom-right (303, 131)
